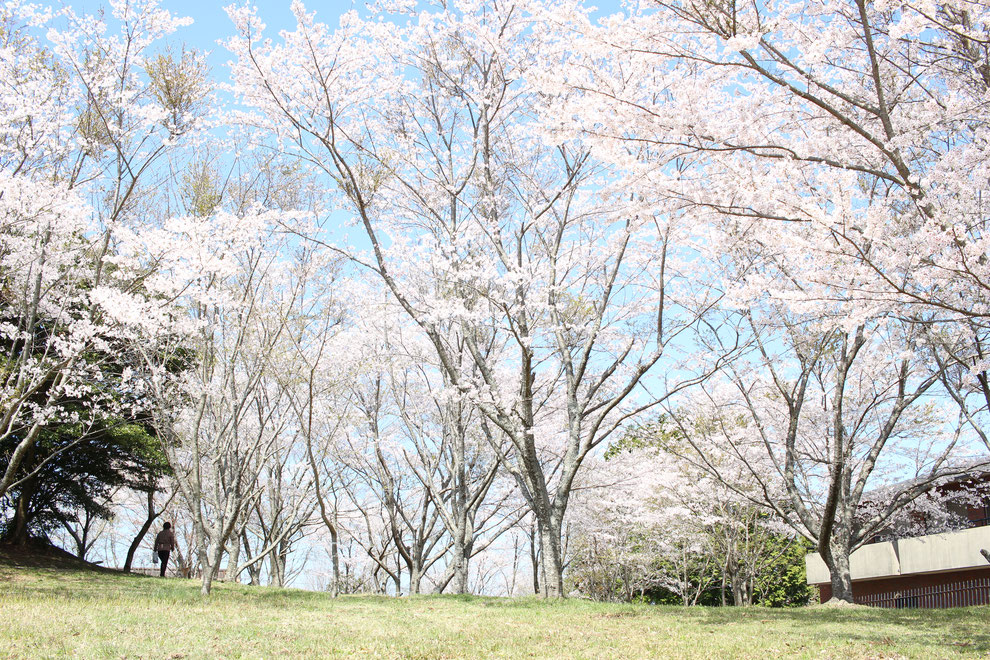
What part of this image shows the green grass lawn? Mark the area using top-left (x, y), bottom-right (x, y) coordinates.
top-left (1, 554), bottom-right (988, 659)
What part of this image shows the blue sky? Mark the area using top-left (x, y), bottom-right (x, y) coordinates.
top-left (63, 1), bottom-right (630, 76)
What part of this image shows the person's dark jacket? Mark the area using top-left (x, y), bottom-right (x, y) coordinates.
top-left (154, 528), bottom-right (177, 552)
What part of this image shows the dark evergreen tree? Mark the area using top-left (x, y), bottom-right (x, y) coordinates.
top-left (0, 413), bottom-right (170, 551)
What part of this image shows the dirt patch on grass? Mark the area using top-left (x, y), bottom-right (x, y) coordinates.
top-left (595, 611), bottom-right (644, 619)
top-left (809, 598), bottom-right (870, 610)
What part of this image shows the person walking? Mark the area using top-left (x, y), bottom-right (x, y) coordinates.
top-left (154, 522), bottom-right (178, 577)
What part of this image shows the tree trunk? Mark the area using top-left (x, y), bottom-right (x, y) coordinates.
top-left (224, 529), bottom-right (242, 583)
top-left (681, 547), bottom-right (690, 606)
top-left (731, 572), bottom-right (752, 606)
top-left (409, 566), bottom-right (423, 595)
top-left (200, 542), bottom-right (224, 596)
top-left (201, 566), bottom-right (217, 596)
top-left (453, 540), bottom-right (471, 594)
top-left (124, 490), bottom-right (161, 573)
top-left (8, 482), bottom-right (36, 546)
top-left (5, 445), bottom-right (38, 545)
top-left (529, 522), bottom-right (540, 595)
top-left (539, 518), bottom-right (564, 598)
top-left (823, 544), bottom-right (854, 603)
top-left (65, 510), bottom-right (90, 559)
top-left (817, 502), bottom-right (856, 603)
top-left (269, 544), bottom-right (287, 587)
top-left (329, 525), bottom-right (340, 597)
top-left (241, 530), bottom-right (261, 585)
top-left (720, 554), bottom-right (729, 606)
top-left (509, 533), bottom-right (519, 597)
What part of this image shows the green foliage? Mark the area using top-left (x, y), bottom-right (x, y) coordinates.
top-left (604, 415), bottom-right (684, 460)
top-left (0, 289), bottom-right (173, 542)
top-left (595, 416), bottom-right (812, 608)
top-left (753, 537), bottom-right (815, 607)
top-left (181, 160), bottom-right (223, 218)
top-left (640, 583), bottom-right (723, 606)
top-left (0, 414), bottom-right (170, 541)
top-left (145, 47), bottom-right (208, 136)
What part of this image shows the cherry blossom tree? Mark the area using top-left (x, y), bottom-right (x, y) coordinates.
top-left (344, 289), bottom-right (522, 595)
top-left (569, 426), bottom-right (798, 605)
top-left (0, 0), bottom-right (208, 503)
top-left (564, 0), bottom-right (990, 323)
top-left (134, 173), bottom-right (322, 593)
top-left (540, 0), bottom-right (990, 602)
top-left (226, 0), bottom-right (722, 598)
top-left (269, 249), bottom-right (352, 594)
top-left (667, 306), bottom-right (984, 602)
top-left (347, 382), bottom-right (450, 596)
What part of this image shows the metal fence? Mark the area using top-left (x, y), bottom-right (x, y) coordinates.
top-left (857, 577), bottom-right (990, 608)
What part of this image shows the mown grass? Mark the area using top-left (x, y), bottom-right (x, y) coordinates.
top-left (1, 558), bottom-right (988, 658)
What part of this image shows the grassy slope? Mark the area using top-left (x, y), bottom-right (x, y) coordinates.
top-left (1, 554), bottom-right (988, 659)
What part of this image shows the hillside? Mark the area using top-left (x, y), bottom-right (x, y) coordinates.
top-left (0, 551), bottom-right (988, 659)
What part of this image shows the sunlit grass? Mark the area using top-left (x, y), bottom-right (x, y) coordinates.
top-left (1, 560), bottom-right (988, 658)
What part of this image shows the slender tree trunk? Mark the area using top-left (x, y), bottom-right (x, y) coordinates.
top-left (241, 530), bottom-right (261, 585)
top-left (720, 553), bottom-right (729, 606)
top-left (682, 547), bottom-right (690, 606)
top-left (124, 490), bottom-right (163, 572)
top-left (269, 550), bottom-right (283, 587)
top-left (529, 522), bottom-right (540, 595)
top-left (510, 533), bottom-right (519, 597)
top-left (329, 525), bottom-right (340, 597)
top-left (68, 509), bottom-right (92, 559)
top-left (394, 558), bottom-right (402, 595)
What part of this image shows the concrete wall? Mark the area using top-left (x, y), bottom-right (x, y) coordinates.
top-left (898, 527), bottom-right (990, 575)
top-left (806, 526), bottom-right (990, 585)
